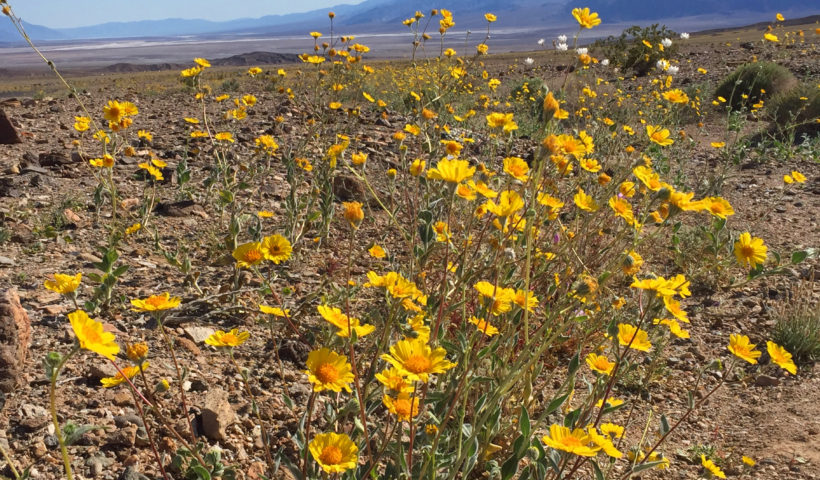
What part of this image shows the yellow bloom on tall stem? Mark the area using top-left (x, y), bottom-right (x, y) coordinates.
top-left (342, 201), bottom-right (364, 228)
top-left (766, 341), bottom-right (797, 374)
top-left (586, 353), bottom-right (615, 375)
top-left (646, 125), bottom-right (674, 146)
top-left (727, 333), bottom-right (761, 364)
top-left (317, 305), bottom-right (375, 338)
top-left (233, 242), bottom-right (264, 269)
top-left (616, 323), bottom-right (652, 351)
top-left (697, 196), bottom-right (734, 219)
top-left (260, 234), bottom-right (292, 264)
top-left (734, 232), bottom-right (767, 269)
top-left (101, 362), bottom-right (148, 388)
top-left (574, 188), bottom-right (599, 212)
top-left (571, 7), bottom-right (601, 29)
top-left (44, 273), bottom-right (82, 295)
top-left (381, 337), bottom-right (456, 382)
top-left (204, 328), bottom-right (250, 348)
top-left (68, 310), bottom-right (120, 360)
top-left (426, 158), bottom-right (475, 184)
top-left (469, 316), bottom-right (499, 336)
top-left (130, 292), bottom-right (181, 312)
top-left (502, 156), bottom-right (529, 182)
top-left (383, 393), bottom-right (421, 421)
top-left (309, 432), bottom-right (358, 474)
top-left (542, 424), bottom-right (600, 457)
top-left (305, 348), bottom-right (355, 393)
top-left (701, 455), bottom-right (727, 478)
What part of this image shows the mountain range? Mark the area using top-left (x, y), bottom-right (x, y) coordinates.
top-left (1, 0), bottom-right (817, 44)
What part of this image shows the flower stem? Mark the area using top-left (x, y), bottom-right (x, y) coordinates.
top-left (155, 313), bottom-right (197, 442)
top-left (49, 345), bottom-right (79, 480)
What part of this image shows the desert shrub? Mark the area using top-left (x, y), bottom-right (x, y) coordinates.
top-left (714, 61), bottom-right (796, 111)
top-left (596, 24), bottom-right (678, 75)
top-left (767, 82), bottom-right (820, 138)
top-left (772, 281), bottom-right (820, 365)
top-left (220, 77), bottom-right (240, 93)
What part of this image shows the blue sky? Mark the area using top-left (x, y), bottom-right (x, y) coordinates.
top-left (12, 0), bottom-right (366, 28)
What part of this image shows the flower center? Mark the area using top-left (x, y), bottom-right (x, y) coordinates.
top-left (316, 363), bottom-right (339, 384)
top-left (245, 250), bottom-right (263, 262)
top-left (404, 354), bottom-right (432, 374)
top-left (319, 445), bottom-right (343, 465)
top-left (741, 245), bottom-right (755, 259)
top-left (394, 398), bottom-right (412, 418)
top-left (562, 435), bottom-right (584, 448)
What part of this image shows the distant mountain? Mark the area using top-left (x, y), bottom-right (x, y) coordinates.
top-left (2, 0), bottom-right (818, 44)
top-left (0, 18), bottom-right (67, 43)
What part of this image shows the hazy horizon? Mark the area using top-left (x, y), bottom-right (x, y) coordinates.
top-left (9, 0), bottom-right (368, 29)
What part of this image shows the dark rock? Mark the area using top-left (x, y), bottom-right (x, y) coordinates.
top-left (0, 109), bottom-right (22, 144)
top-left (332, 174), bottom-right (367, 202)
top-left (278, 338), bottom-right (310, 364)
top-left (38, 151), bottom-right (72, 167)
top-left (0, 289), bottom-right (31, 392)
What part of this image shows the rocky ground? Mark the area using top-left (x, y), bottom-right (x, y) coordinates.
top-left (0, 25), bottom-right (819, 480)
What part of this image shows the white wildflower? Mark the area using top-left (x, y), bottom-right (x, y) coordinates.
top-left (661, 38), bottom-right (672, 48)
top-left (680, 32), bottom-right (690, 39)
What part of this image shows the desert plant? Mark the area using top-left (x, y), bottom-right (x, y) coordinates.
top-left (596, 24), bottom-right (678, 75)
top-left (767, 82), bottom-right (820, 138)
top-left (714, 61), bottom-right (796, 111)
top-left (772, 279), bottom-right (820, 365)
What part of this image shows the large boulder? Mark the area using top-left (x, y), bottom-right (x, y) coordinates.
top-left (0, 289), bottom-right (32, 392)
top-left (0, 109), bottom-right (22, 144)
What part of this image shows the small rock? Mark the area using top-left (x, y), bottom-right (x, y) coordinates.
top-left (31, 440), bottom-right (47, 458)
top-left (86, 454), bottom-right (114, 477)
top-left (38, 151), bottom-right (72, 167)
top-left (183, 325), bottom-right (215, 344)
top-left (332, 174), bottom-right (367, 202)
top-left (88, 362), bottom-right (118, 380)
top-left (118, 466), bottom-right (150, 480)
top-left (0, 289), bottom-right (32, 392)
top-left (111, 390), bottom-right (132, 407)
top-left (113, 414), bottom-right (144, 428)
top-left (755, 374), bottom-right (780, 387)
top-left (175, 336), bottom-right (202, 356)
top-left (201, 388), bottom-right (235, 441)
top-left (247, 461), bottom-right (269, 480)
top-left (105, 423), bottom-right (137, 447)
top-left (0, 256), bottom-right (16, 267)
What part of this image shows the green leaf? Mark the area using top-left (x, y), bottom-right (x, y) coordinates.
top-left (567, 351), bottom-right (580, 378)
top-left (190, 464), bottom-right (211, 480)
top-left (630, 459), bottom-right (669, 474)
top-left (591, 459), bottom-right (605, 480)
top-left (545, 393), bottom-right (569, 416)
top-left (519, 405), bottom-right (531, 438)
top-left (791, 250), bottom-right (809, 264)
top-left (501, 455), bottom-right (520, 480)
top-left (112, 264), bottom-right (129, 277)
top-left (660, 414), bottom-right (670, 436)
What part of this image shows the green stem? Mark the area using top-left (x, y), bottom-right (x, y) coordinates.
top-left (49, 345), bottom-right (79, 480)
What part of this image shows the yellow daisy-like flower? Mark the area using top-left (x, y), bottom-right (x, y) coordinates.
top-left (317, 305), bottom-right (375, 338)
top-left (763, 32), bottom-right (778, 42)
top-left (662, 88), bottom-right (689, 104)
top-left (214, 132), bottom-right (235, 143)
top-left (375, 367), bottom-right (415, 393)
top-left (588, 426), bottom-right (623, 458)
top-left (381, 337), bottom-right (456, 383)
top-left (469, 316), bottom-right (499, 336)
top-left (309, 432), bottom-right (358, 474)
top-left (69, 310), bottom-right (120, 361)
top-left (383, 393), bottom-right (421, 421)
top-left (126, 342), bottom-right (149, 362)
top-left (733, 232), bottom-right (767, 269)
top-left (646, 125), bottom-right (674, 146)
top-left (571, 7), bottom-right (601, 29)
top-left (305, 348), bottom-right (354, 393)
top-left (727, 333), bottom-right (761, 364)
top-left (473, 281), bottom-right (516, 316)
top-left (766, 341), bottom-right (797, 375)
top-left (342, 201), bottom-right (364, 228)
top-left (697, 196), bottom-right (734, 219)
top-left (261, 234), bottom-right (292, 264)
top-left (101, 362), bottom-right (148, 388)
top-left (662, 296), bottom-right (689, 323)
top-left (502, 156), bottom-right (529, 182)
top-left (484, 13), bottom-right (497, 22)
top-left (193, 57), bottom-right (211, 68)
top-left (616, 323), bottom-right (652, 352)
top-left (622, 250), bottom-right (643, 276)
top-left (790, 171), bottom-right (806, 183)
top-left (368, 244), bottom-right (387, 258)
top-left (130, 292), bottom-right (181, 312)
top-left (205, 328), bottom-right (250, 348)
top-left (486, 112), bottom-right (515, 129)
top-left (44, 273), bottom-right (82, 295)
top-left (701, 455), bottom-right (726, 478)
top-left (654, 318), bottom-right (690, 339)
top-left (484, 190), bottom-right (525, 217)
top-left (600, 423), bottom-right (624, 438)
top-left (541, 424), bottom-right (600, 457)
top-left (259, 305), bottom-right (289, 317)
top-left (426, 158), bottom-right (475, 184)
top-left (742, 455), bottom-right (756, 467)
top-left (586, 353), bottom-right (615, 375)
top-left (574, 188), bottom-right (599, 212)
top-left (233, 242), bottom-right (264, 269)
top-left (409, 158), bottom-right (426, 176)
